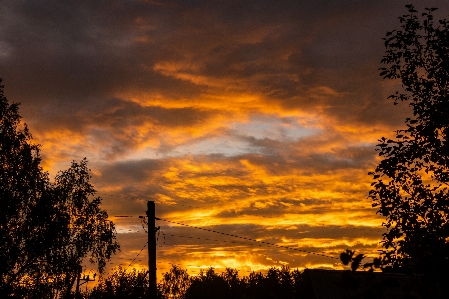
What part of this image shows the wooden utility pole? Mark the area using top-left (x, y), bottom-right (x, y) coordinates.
top-left (147, 201), bottom-right (157, 299)
top-left (75, 270), bottom-right (96, 299)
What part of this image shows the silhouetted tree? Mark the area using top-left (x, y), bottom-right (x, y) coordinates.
top-left (86, 267), bottom-right (150, 299)
top-left (340, 249), bottom-right (366, 272)
top-left (221, 268), bottom-right (246, 298)
top-left (158, 265), bottom-right (190, 299)
top-left (369, 2), bottom-right (449, 278)
top-left (244, 266), bottom-right (300, 299)
top-left (154, 265), bottom-right (305, 299)
top-left (184, 268), bottom-right (229, 299)
top-left (0, 80), bottom-right (119, 298)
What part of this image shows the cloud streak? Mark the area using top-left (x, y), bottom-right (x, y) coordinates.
top-left (1, 0), bottom-right (447, 278)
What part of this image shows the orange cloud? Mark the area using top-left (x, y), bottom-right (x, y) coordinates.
top-left (3, 0), bottom-right (434, 281)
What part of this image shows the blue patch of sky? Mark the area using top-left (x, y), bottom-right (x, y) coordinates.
top-left (230, 115), bottom-right (320, 141)
top-left (174, 136), bottom-right (258, 157)
top-left (126, 116), bottom-right (322, 159)
top-left (170, 116), bottom-right (321, 157)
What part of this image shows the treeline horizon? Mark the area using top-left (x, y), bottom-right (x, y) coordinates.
top-left (85, 265), bottom-right (309, 299)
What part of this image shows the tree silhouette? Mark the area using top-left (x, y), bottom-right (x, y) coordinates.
top-left (0, 80), bottom-right (119, 298)
top-left (340, 250), bottom-right (366, 272)
top-left (142, 265), bottom-right (306, 299)
top-left (87, 267), bottom-right (150, 299)
top-left (244, 266), bottom-right (301, 299)
top-left (184, 268), bottom-right (230, 299)
top-left (370, 5), bottom-right (449, 275)
top-left (158, 265), bottom-right (190, 299)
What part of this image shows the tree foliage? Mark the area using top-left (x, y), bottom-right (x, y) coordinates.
top-left (0, 80), bottom-right (119, 298)
top-left (158, 265), bottom-right (190, 299)
top-left (370, 5), bottom-right (449, 273)
top-left (339, 250), bottom-right (366, 272)
top-left (86, 267), bottom-right (150, 299)
top-left (91, 265), bottom-right (306, 299)
top-left (156, 265), bottom-right (303, 299)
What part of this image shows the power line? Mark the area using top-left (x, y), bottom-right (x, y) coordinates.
top-left (107, 195), bottom-right (384, 233)
top-left (152, 200), bottom-right (384, 232)
top-left (106, 199), bottom-right (381, 262)
top-left (157, 217), bottom-right (340, 261)
top-left (161, 233), bottom-right (251, 246)
top-left (124, 241), bottom-right (148, 272)
top-left (110, 213), bottom-right (379, 257)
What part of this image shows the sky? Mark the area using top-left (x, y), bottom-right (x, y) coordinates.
top-left (1, 0), bottom-right (448, 281)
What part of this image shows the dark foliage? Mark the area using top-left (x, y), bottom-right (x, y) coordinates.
top-left (166, 265), bottom-right (303, 299)
top-left (90, 264), bottom-right (443, 299)
top-left (184, 268), bottom-right (230, 299)
top-left (370, 5), bottom-right (449, 275)
top-left (158, 265), bottom-right (190, 299)
top-left (0, 80), bottom-right (119, 298)
top-left (339, 250), bottom-right (365, 272)
top-left (86, 267), bottom-right (151, 299)
top-left (87, 265), bottom-right (305, 299)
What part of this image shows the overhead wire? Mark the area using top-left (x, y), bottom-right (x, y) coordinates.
top-left (157, 217), bottom-right (340, 260)
top-left (106, 193), bottom-right (384, 233)
top-left (152, 199), bottom-right (384, 233)
top-left (124, 241), bottom-right (148, 272)
top-left (105, 195), bottom-right (383, 263)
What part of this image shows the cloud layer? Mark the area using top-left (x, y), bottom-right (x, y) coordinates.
top-left (2, 0), bottom-right (447, 278)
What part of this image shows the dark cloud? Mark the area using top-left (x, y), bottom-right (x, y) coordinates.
top-left (1, 0), bottom-right (447, 275)
top-left (1, 0), bottom-right (447, 137)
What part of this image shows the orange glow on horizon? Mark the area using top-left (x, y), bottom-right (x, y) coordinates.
top-left (1, 0), bottom-right (426, 283)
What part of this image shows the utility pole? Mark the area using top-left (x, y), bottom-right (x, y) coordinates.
top-left (147, 201), bottom-right (157, 299)
top-left (75, 271), bottom-right (96, 299)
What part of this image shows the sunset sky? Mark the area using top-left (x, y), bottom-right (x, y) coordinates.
top-left (1, 0), bottom-right (448, 280)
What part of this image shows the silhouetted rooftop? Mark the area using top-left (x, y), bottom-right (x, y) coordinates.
top-left (302, 269), bottom-right (422, 299)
